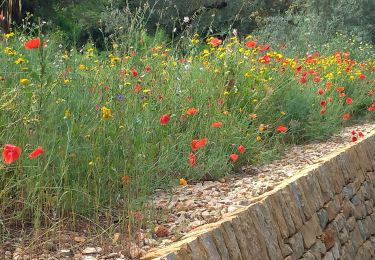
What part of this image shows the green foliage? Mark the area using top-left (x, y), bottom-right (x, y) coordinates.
top-left (255, 0), bottom-right (375, 51)
top-left (0, 10), bottom-right (374, 235)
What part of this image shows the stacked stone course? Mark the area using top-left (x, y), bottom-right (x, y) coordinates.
top-left (143, 131), bottom-right (375, 260)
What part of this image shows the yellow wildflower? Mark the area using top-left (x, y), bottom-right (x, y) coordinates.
top-left (20, 78), bottom-right (30, 85)
top-left (15, 57), bottom-right (26, 64)
top-left (179, 178), bottom-right (188, 186)
top-left (101, 106), bottom-right (113, 119)
top-left (5, 32), bottom-right (15, 38)
top-left (4, 47), bottom-right (17, 55)
top-left (64, 109), bottom-right (71, 119)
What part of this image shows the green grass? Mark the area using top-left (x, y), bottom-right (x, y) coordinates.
top-left (0, 24), bottom-right (374, 237)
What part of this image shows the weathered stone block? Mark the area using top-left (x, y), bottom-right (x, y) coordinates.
top-left (250, 203), bottom-right (283, 260)
top-left (321, 229), bottom-right (336, 250)
top-left (353, 141), bottom-right (374, 173)
top-left (336, 153), bottom-right (355, 183)
top-left (351, 225), bottom-right (365, 251)
top-left (301, 251), bottom-right (316, 260)
top-left (323, 251), bottom-right (334, 260)
top-left (265, 194), bottom-right (290, 239)
top-left (297, 173), bottom-right (325, 213)
top-left (364, 200), bottom-right (373, 215)
top-left (219, 221), bottom-right (243, 260)
top-left (325, 200), bottom-right (339, 221)
top-left (357, 219), bottom-right (369, 240)
top-left (333, 213), bottom-right (346, 232)
top-left (187, 239), bottom-right (208, 259)
top-left (281, 188), bottom-right (304, 230)
top-left (331, 242), bottom-right (340, 259)
top-left (363, 215), bottom-right (375, 236)
top-left (320, 161), bottom-right (343, 195)
top-left (355, 241), bottom-right (373, 260)
top-left (310, 240), bottom-right (326, 259)
top-left (342, 198), bottom-right (355, 218)
top-left (288, 182), bottom-right (313, 221)
top-left (351, 194), bottom-right (367, 219)
top-left (317, 208), bottom-right (329, 229)
top-left (274, 191), bottom-right (297, 237)
top-left (288, 232), bottom-right (304, 259)
top-left (342, 184), bottom-right (354, 199)
top-left (197, 233), bottom-right (221, 259)
top-left (338, 224), bottom-right (349, 245)
top-left (340, 240), bottom-right (356, 260)
top-left (316, 167), bottom-right (335, 203)
top-left (210, 229), bottom-right (229, 260)
top-left (237, 210), bottom-right (270, 259)
top-left (326, 158), bottom-right (346, 193)
top-left (346, 216), bottom-right (356, 231)
top-left (300, 214), bottom-right (323, 249)
top-left (363, 181), bottom-right (375, 202)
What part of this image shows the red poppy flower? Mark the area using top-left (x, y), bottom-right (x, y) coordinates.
top-left (230, 153), bottom-right (238, 162)
top-left (276, 125), bottom-right (288, 133)
top-left (342, 113), bottom-right (350, 120)
top-left (210, 37), bottom-right (222, 47)
top-left (145, 66), bottom-right (151, 72)
top-left (320, 100), bottom-right (326, 106)
top-left (2, 144), bottom-right (22, 164)
top-left (121, 175), bottom-right (131, 184)
top-left (260, 55), bottom-right (271, 64)
top-left (318, 88), bottom-right (324, 95)
top-left (131, 69), bottom-right (138, 77)
top-left (25, 38), bottom-right (46, 49)
top-left (29, 146), bottom-right (44, 159)
top-left (134, 83), bottom-right (141, 93)
top-left (299, 76), bottom-right (307, 84)
top-left (245, 40), bottom-right (257, 48)
top-left (346, 98), bottom-right (353, 105)
top-left (313, 76), bottom-right (321, 83)
top-left (339, 92), bottom-right (346, 97)
top-left (337, 87), bottom-right (345, 92)
top-left (238, 145), bottom-right (246, 154)
top-left (159, 114), bottom-right (170, 125)
top-left (186, 107), bottom-right (199, 115)
top-left (188, 152), bottom-right (196, 167)
top-left (327, 97), bottom-right (332, 103)
top-left (191, 138), bottom-right (207, 151)
top-left (320, 109), bottom-right (326, 115)
top-left (211, 121), bottom-right (222, 128)
top-left (358, 132), bottom-right (364, 137)
top-left (258, 44), bottom-right (270, 52)
top-left (359, 74), bottom-right (366, 79)
top-left (352, 136), bottom-right (357, 142)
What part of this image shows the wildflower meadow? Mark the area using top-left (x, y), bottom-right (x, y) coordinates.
top-left (0, 20), bottom-right (374, 242)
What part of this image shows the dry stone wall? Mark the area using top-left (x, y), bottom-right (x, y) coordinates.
top-left (143, 130), bottom-right (375, 260)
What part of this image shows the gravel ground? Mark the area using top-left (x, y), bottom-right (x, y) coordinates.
top-left (1, 123), bottom-right (374, 259)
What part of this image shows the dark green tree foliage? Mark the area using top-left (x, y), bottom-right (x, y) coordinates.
top-left (256, 0), bottom-right (375, 46)
top-left (3, 0), bottom-right (375, 46)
